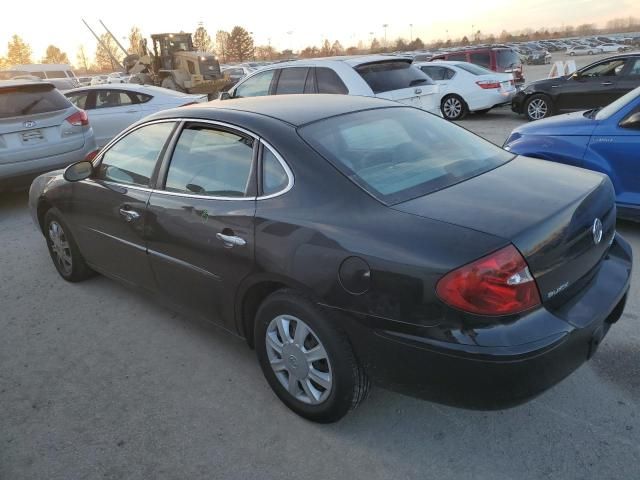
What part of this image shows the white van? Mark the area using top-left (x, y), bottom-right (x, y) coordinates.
top-left (3, 64), bottom-right (79, 90)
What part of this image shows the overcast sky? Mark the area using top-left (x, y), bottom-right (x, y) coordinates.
top-left (1, 0), bottom-right (638, 63)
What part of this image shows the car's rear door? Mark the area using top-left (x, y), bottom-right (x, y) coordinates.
top-left (145, 121), bottom-right (257, 328)
top-left (354, 60), bottom-right (440, 114)
top-left (0, 83), bottom-right (86, 172)
top-left (67, 121), bottom-right (178, 290)
top-left (88, 89), bottom-right (144, 147)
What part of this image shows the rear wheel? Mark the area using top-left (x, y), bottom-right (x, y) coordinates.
top-left (255, 289), bottom-right (369, 423)
top-left (441, 94), bottom-right (468, 120)
top-left (44, 209), bottom-right (93, 282)
top-left (524, 94), bottom-right (554, 121)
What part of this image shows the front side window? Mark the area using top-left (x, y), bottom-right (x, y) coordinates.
top-left (299, 107), bottom-right (513, 205)
top-left (234, 70), bottom-right (276, 98)
top-left (581, 59), bottom-right (627, 77)
top-left (275, 67), bottom-right (309, 95)
top-left (165, 125), bottom-right (254, 197)
top-left (355, 61), bottom-right (433, 94)
top-left (628, 58), bottom-right (640, 76)
top-left (95, 122), bottom-right (175, 186)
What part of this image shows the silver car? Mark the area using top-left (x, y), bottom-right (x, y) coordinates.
top-left (0, 80), bottom-right (97, 190)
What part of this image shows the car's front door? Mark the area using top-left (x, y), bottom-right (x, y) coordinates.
top-left (557, 58), bottom-right (629, 111)
top-left (88, 89), bottom-right (144, 147)
top-left (145, 122), bottom-right (257, 328)
top-left (67, 121), bottom-right (178, 290)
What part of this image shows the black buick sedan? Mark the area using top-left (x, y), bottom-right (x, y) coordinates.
top-left (29, 95), bottom-right (632, 422)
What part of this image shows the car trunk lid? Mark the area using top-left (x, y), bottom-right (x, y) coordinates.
top-left (392, 156), bottom-right (616, 321)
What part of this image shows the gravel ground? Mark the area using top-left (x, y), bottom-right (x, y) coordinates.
top-left (1, 52), bottom-right (638, 480)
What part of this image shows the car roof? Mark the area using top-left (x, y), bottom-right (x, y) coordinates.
top-left (262, 55), bottom-right (412, 69)
top-left (0, 79), bottom-right (56, 89)
top-left (149, 94), bottom-right (402, 127)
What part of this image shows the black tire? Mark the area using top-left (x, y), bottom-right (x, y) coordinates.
top-left (43, 208), bottom-right (93, 282)
top-left (474, 108), bottom-right (491, 115)
top-left (440, 94), bottom-right (468, 120)
top-left (569, 52), bottom-right (575, 56)
top-left (254, 289), bottom-right (369, 423)
top-left (524, 94), bottom-right (554, 121)
top-left (588, 50), bottom-right (594, 55)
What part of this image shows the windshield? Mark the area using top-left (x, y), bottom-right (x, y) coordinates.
top-left (456, 63), bottom-right (495, 75)
top-left (299, 107), bottom-right (513, 205)
top-left (496, 49), bottom-right (521, 70)
top-left (0, 84), bottom-right (70, 118)
top-left (355, 61), bottom-right (433, 94)
top-left (595, 86), bottom-right (640, 120)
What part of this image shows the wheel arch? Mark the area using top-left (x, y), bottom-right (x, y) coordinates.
top-left (36, 197), bottom-right (53, 234)
top-left (235, 273), bottom-right (323, 348)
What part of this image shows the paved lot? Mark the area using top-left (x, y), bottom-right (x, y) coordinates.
top-left (2, 54), bottom-right (639, 480)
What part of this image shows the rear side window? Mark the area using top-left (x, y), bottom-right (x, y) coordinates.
top-left (447, 53), bottom-right (467, 62)
top-left (95, 122), bottom-right (175, 187)
top-left (66, 92), bottom-right (89, 110)
top-left (132, 92), bottom-right (152, 103)
top-left (470, 52), bottom-right (491, 68)
top-left (355, 61), bottom-right (433, 94)
top-left (420, 66), bottom-right (446, 81)
top-left (316, 68), bottom-right (348, 94)
top-left (0, 84), bottom-right (70, 119)
top-left (275, 67), bottom-right (309, 95)
top-left (235, 69), bottom-right (276, 98)
top-left (262, 146), bottom-right (289, 195)
top-left (95, 91), bottom-right (135, 109)
top-left (165, 126), bottom-right (254, 197)
top-left (45, 71), bottom-right (67, 79)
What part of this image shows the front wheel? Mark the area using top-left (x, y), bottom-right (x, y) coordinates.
top-left (441, 94), bottom-right (468, 120)
top-left (44, 209), bottom-right (94, 282)
top-left (255, 289), bottom-right (369, 423)
top-left (524, 94), bottom-right (554, 121)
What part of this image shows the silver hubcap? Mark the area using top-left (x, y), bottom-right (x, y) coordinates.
top-left (527, 99), bottom-right (548, 120)
top-left (443, 97), bottom-right (462, 119)
top-left (48, 221), bottom-right (72, 275)
top-left (265, 315), bottom-right (332, 405)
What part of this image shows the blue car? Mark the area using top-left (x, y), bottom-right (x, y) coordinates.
top-left (504, 87), bottom-right (640, 220)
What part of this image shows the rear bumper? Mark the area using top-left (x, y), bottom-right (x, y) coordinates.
top-left (0, 137), bottom-right (96, 189)
top-left (338, 234), bottom-right (632, 409)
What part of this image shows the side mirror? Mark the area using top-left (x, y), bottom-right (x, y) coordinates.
top-left (620, 111), bottom-right (640, 130)
top-left (64, 161), bottom-right (94, 182)
top-left (571, 71), bottom-right (582, 79)
top-left (218, 91), bottom-right (231, 100)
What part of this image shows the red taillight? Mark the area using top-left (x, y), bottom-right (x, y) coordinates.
top-left (436, 245), bottom-right (541, 316)
top-left (84, 149), bottom-right (100, 161)
top-left (476, 80), bottom-right (501, 89)
top-left (66, 110), bottom-right (89, 126)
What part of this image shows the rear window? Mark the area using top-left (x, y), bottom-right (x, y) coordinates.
top-left (456, 63), bottom-right (495, 75)
top-left (496, 49), bottom-right (521, 70)
top-left (0, 84), bottom-right (70, 119)
top-left (299, 107), bottom-right (513, 205)
top-left (355, 61), bottom-right (433, 94)
top-left (45, 71), bottom-right (68, 79)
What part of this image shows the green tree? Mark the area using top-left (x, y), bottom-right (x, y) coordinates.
top-left (193, 24), bottom-right (213, 52)
top-left (320, 39), bottom-right (332, 56)
top-left (215, 30), bottom-right (230, 63)
top-left (7, 34), bottom-right (32, 65)
top-left (299, 46), bottom-right (320, 58)
top-left (227, 26), bottom-right (254, 62)
top-left (460, 36), bottom-right (470, 46)
top-left (254, 45), bottom-right (277, 61)
top-left (408, 37), bottom-right (424, 50)
top-left (128, 26), bottom-right (144, 55)
top-left (95, 33), bottom-right (123, 71)
top-left (42, 45), bottom-right (69, 64)
top-left (370, 37), bottom-right (381, 52)
top-left (394, 38), bottom-right (407, 51)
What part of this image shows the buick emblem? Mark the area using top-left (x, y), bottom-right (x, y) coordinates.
top-left (23, 120), bottom-right (36, 128)
top-left (592, 218), bottom-right (603, 245)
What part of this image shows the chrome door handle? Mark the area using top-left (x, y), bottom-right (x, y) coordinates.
top-left (601, 81), bottom-right (613, 86)
top-left (414, 88), bottom-right (422, 94)
top-left (216, 233), bottom-right (246, 247)
top-left (119, 208), bottom-right (140, 222)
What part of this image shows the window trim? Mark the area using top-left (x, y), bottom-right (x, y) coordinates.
top-left (91, 118), bottom-right (294, 201)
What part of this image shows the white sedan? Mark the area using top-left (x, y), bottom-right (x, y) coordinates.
top-left (64, 84), bottom-right (208, 147)
top-left (414, 61), bottom-right (516, 120)
top-left (598, 43), bottom-right (629, 53)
